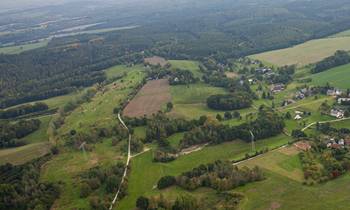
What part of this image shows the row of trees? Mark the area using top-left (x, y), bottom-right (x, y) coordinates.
top-left (0, 155), bottom-right (60, 210)
top-left (180, 107), bottom-right (285, 148)
top-left (312, 50), bottom-right (350, 74)
top-left (0, 102), bottom-right (49, 119)
top-left (207, 92), bottom-right (252, 111)
top-left (157, 160), bottom-right (264, 191)
top-left (0, 119), bottom-right (41, 148)
top-left (168, 69), bottom-right (197, 85)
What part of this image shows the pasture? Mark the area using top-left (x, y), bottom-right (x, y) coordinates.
top-left (168, 60), bottom-right (202, 78)
top-left (123, 79), bottom-right (171, 117)
top-left (117, 134), bottom-right (291, 209)
top-left (309, 63), bottom-right (350, 89)
top-left (144, 56), bottom-right (168, 67)
top-left (169, 83), bottom-right (228, 119)
top-left (250, 36), bottom-right (350, 67)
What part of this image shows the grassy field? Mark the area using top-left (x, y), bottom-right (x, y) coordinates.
top-left (169, 82), bottom-right (229, 119)
top-left (236, 171), bottom-right (350, 210)
top-left (250, 36), bottom-right (350, 67)
top-left (330, 29), bottom-right (350, 38)
top-left (0, 142), bottom-right (51, 165)
top-left (117, 134), bottom-right (291, 209)
top-left (0, 40), bottom-right (49, 54)
top-left (23, 115), bottom-right (52, 144)
top-left (59, 65), bottom-right (145, 134)
top-left (309, 63), bottom-right (350, 89)
top-left (168, 60), bottom-right (202, 79)
top-left (41, 138), bottom-right (126, 209)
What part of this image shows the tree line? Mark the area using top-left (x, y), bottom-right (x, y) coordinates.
top-left (156, 160), bottom-right (264, 191)
top-left (0, 102), bottom-right (48, 119)
top-left (311, 50), bottom-right (350, 74)
top-left (0, 119), bottom-right (41, 148)
top-left (180, 107), bottom-right (285, 148)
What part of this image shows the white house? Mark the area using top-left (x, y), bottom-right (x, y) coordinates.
top-left (294, 114), bottom-right (302, 120)
top-left (330, 109), bottom-right (345, 119)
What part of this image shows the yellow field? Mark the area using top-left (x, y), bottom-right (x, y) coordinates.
top-left (250, 36), bottom-right (350, 67)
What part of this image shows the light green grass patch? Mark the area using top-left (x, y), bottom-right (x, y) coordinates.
top-left (168, 60), bottom-right (202, 78)
top-left (309, 63), bottom-right (350, 90)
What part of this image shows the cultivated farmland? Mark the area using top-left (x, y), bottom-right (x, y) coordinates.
top-left (123, 79), bottom-right (171, 118)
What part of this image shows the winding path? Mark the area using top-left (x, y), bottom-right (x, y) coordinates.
top-left (109, 113), bottom-right (131, 210)
top-left (301, 117), bottom-right (350, 131)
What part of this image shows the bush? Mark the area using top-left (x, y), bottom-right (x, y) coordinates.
top-left (136, 196), bottom-right (149, 210)
top-left (80, 183), bottom-right (92, 198)
top-left (157, 176), bottom-right (176, 189)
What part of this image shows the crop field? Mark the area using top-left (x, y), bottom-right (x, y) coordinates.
top-left (309, 63), bottom-right (350, 89)
top-left (0, 142), bottom-right (51, 165)
top-left (117, 134), bottom-right (291, 209)
top-left (250, 36), bottom-right (350, 67)
top-left (59, 65), bottom-right (145, 134)
top-left (41, 138), bottom-right (126, 210)
top-left (123, 79), bottom-right (171, 118)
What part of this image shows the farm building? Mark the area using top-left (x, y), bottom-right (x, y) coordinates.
top-left (330, 109), bottom-right (345, 119)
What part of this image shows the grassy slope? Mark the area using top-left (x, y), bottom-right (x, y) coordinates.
top-left (309, 63), bottom-right (350, 90)
top-left (41, 139), bottom-right (126, 209)
top-left (250, 36), bottom-right (350, 67)
top-left (117, 134), bottom-right (291, 209)
top-left (59, 65), bottom-right (145, 134)
top-left (0, 142), bottom-right (51, 165)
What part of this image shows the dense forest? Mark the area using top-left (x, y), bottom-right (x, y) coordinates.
top-left (2, 0), bottom-right (350, 107)
top-left (0, 155), bottom-right (60, 210)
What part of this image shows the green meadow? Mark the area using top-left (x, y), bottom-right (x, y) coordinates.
top-left (310, 63), bottom-right (350, 89)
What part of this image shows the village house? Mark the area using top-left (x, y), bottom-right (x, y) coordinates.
top-left (330, 108), bottom-right (345, 119)
top-left (338, 98), bottom-right (350, 104)
top-left (255, 67), bottom-right (272, 74)
top-left (294, 114), bottom-right (302, 120)
top-left (282, 99), bottom-right (296, 106)
top-left (270, 84), bottom-right (285, 93)
top-left (327, 89), bottom-right (343, 96)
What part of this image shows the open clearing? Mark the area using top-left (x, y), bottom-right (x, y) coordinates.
top-left (250, 36), bottom-right (350, 66)
top-left (144, 56), bottom-right (168, 67)
top-left (169, 60), bottom-right (202, 78)
top-left (123, 79), bottom-right (171, 118)
top-left (309, 63), bottom-right (350, 89)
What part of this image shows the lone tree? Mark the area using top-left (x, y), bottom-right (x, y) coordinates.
top-left (166, 102), bottom-right (174, 112)
top-left (136, 196), bottom-right (149, 210)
